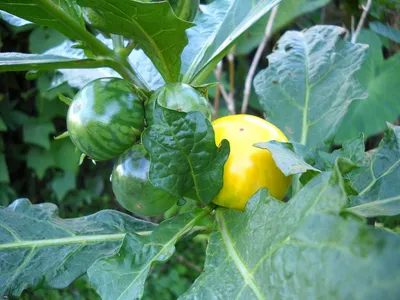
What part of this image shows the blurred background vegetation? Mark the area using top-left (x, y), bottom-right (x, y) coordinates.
top-left (0, 0), bottom-right (399, 298)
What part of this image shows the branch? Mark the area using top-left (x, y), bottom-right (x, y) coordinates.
top-left (214, 67), bottom-right (234, 115)
top-left (35, 0), bottom-right (150, 91)
top-left (36, 0), bottom-right (112, 57)
top-left (174, 253), bottom-right (203, 273)
top-left (213, 61), bottom-right (223, 119)
top-left (241, 5), bottom-right (279, 114)
top-left (351, 0), bottom-right (372, 43)
top-left (227, 49), bottom-right (236, 114)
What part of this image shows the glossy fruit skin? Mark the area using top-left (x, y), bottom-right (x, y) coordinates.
top-left (212, 114), bottom-right (292, 211)
top-left (67, 78), bottom-right (144, 161)
top-left (112, 144), bottom-right (178, 216)
top-left (145, 83), bottom-right (211, 126)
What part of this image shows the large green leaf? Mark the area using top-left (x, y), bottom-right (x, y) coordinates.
top-left (0, 118), bottom-right (6, 132)
top-left (235, 0), bottom-right (330, 55)
top-left (182, 0), bottom-right (280, 84)
top-left (254, 25), bottom-right (368, 149)
top-left (181, 168), bottom-right (400, 299)
top-left (0, 154), bottom-right (10, 184)
top-left (26, 147), bottom-right (55, 179)
top-left (0, 52), bottom-right (104, 72)
top-left (369, 21), bottom-right (400, 43)
top-left (43, 39), bottom-right (119, 89)
top-left (0, 10), bottom-right (33, 30)
top-left (88, 208), bottom-right (210, 300)
top-left (336, 30), bottom-right (400, 141)
top-left (50, 171), bottom-right (76, 201)
top-left (128, 49), bottom-right (165, 90)
top-left (142, 105), bottom-right (229, 205)
top-left (22, 119), bottom-right (56, 150)
top-left (259, 136), bottom-right (366, 192)
top-left (78, 0), bottom-right (193, 82)
top-left (255, 140), bottom-right (320, 176)
top-left (0, 199), bottom-right (155, 297)
top-left (348, 124), bottom-right (400, 217)
top-left (0, 0), bottom-right (84, 40)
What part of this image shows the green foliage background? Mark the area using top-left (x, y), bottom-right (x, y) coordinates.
top-left (0, 0), bottom-right (398, 298)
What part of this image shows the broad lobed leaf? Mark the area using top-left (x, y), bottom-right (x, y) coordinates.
top-left (348, 124), bottom-right (400, 217)
top-left (142, 105), bottom-right (229, 205)
top-left (254, 25), bottom-right (368, 149)
top-left (336, 30), bottom-right (400, 142)
top-left (77, 0), bottom-right (193, 83)
top-left (182, 0), bottom-right (281, 84)
top-left (369, 21), bottom-right (400, 44)
top-left (235, 0), bottom-right (330, 55)
top-left (0, 0), bottom-right (84, 40)
top-left (181, 168), bottom-right (400, 299)
top-left (88, 209), bottom-right (210, 300)
top-left (0, 199), bottom-right (155, 297)
top-left (0, 52), bottom-right (103, 72)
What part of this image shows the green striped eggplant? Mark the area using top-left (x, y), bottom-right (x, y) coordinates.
top-left (145, 83), bottom-right (212, 126)
top-left (168, 0), bottom-right (199, 22)
top-left (112, 144), bottom-right (178, 216)
top-left (67, 78), bottom-right (145, 161)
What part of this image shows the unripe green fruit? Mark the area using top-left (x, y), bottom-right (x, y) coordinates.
top-left (67, 78), bottom-right (144, 161)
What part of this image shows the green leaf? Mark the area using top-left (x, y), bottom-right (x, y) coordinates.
top-left (319, 134), bottom-right (366, 168)
top-left (88, 208), bottom-right (210, 300)
top-left (235, 0), bottom-right (330, 55)
top-left (29, 27), bottom-right (67, 54)
top-left (51, 139), bottom-right (80, 173)
top-left (26, 147), bottom-right (55, 180)
top-left (0, 10), bottom-right (32, 27)
top-left (181, 168), bottom-right (400, 299)
top-left (336, 31), bottom-right (400, 141)
top-left (0, 117), bottom-right (7, 132)
top-left (44, 39), bottom-right (119, 89)
top-left (369, 21), bottom-right (400, 43)
top-left (23, 119), bottom-right (56, 150)
top-left (0, 198), bottom-right (155, 297)
top-left (0, 153), bottom-right (10, 183)
top-left (349, 124), bottom-right (400, 217)
top-left (255, 140), bottom-right (320, 176)
top-left (182, 0), bottom-right (281, 84)
top-left (254, 25), bottom-right (368, 149)
top-left (0, 0), bottom-right (84, 40)
top-left (142, 106), bottom-right (229, 205)
top-left (50, 171), bottom-right (76, 201)
top-left (78, 0), bottom-right (193, 82)
top-left (0, 184), bottom-right (16, 206)
top-left (128, 49), bottom-right (165, 90)
top-left (0, 52), bottom-right (107, 72)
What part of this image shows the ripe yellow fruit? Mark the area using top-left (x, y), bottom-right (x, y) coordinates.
top-left (212, 114), bottom-right (292, 210)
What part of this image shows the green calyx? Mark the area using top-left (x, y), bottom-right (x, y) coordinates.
top-left (145, 82), bottom-right (212, 126)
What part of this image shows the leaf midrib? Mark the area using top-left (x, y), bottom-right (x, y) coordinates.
top-left (101, 0), bottom-right (174, 82)
top-left (0, 233), bottom-right (153, 250)
top-left (216, 209), bottom-right (265, 300)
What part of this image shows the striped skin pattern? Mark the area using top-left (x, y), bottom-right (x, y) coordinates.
top-left (67, 78), bottom-right (144, 161)
top-left (145, 83), bottom-right (212, 126)
top-left (112, 144), bottom-right (178, 216)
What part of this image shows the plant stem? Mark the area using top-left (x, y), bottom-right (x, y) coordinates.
top-left (241, 5), bottom-right (279, 114)
top-left (111, 34), bottom-right (124, 52)
top-left (35, 0), bottom-right (112, 57)
top-left (214, 62), bottom-right (223, 119)
top-left (121, 40), bottom-right (138, 59)
top-left (351, 0), bottom-right (372, 43)
top-left (227, 49), bottom-right (236, 114)
top-left (35, 0), bottom-right (150, 91)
